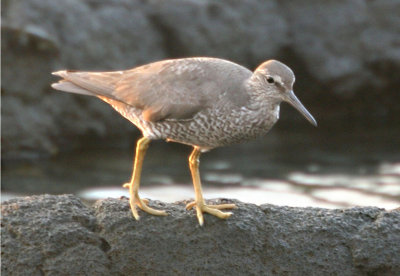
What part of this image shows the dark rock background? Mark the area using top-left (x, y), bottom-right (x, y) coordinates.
top-left (2, 195), bottom-right (400, 275)
top-left (2, 0), bottom-right (400, 159)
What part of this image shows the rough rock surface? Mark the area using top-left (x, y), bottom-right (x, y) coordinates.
top-left (2, 0), bottom-right (400, 158)
top-left (2, 194), bottom-right (399, 275)
top-left (1, 195), bottom-right (110, 275)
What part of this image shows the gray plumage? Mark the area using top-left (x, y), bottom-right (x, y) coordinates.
top-left (52, 57), bottom-right (316, 150)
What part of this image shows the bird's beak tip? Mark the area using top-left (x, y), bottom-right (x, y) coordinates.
top-left (286, 90), bottom-right (317, 127)
top-left (311, 119), bottom-right (318, 127)
top-left (308, 115), bottom-right (318, 127)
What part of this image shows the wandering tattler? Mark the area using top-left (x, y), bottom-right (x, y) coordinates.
top-left (52, 57), bottom-right (317, 225)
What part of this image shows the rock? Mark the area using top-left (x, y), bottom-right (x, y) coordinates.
top-left (2, 0), bottom-right (166, 158)
top-left (2, 194), bottom-right (399, 275)
top-left (2, 0), bottom-right (400, 158)
top-left (351, 211), bottom-right (400, 274)
top-left (1, 195), bottom-right (111, 275)
top-left (278, 0), bottom-right (400, 124)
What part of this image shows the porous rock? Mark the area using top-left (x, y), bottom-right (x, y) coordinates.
top-left (2, 194), bottom-right (399, 275)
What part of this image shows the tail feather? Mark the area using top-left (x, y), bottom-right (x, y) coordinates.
top-left (51, 70), bottom-right (95, 96)
top-left (51, 80), bottom-right (95, 96)
top-left (51, 70), bottom-right (117, 97)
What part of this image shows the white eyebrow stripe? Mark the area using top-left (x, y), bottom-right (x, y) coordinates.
top-left (274, 75), bottom-right (284, 85)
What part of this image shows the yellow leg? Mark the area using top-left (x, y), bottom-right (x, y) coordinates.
top-left (122, 137), bottom-right (167, 220)
top-left (186, 147), bottom-right (236, 226)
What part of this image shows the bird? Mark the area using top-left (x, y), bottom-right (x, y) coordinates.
top-left (52, 57), bottom-right (317, 226)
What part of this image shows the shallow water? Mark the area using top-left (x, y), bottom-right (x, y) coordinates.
top-left (2, 126), bottom-right (400, 209)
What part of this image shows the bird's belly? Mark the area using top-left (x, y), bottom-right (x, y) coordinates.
top-left (143, 108), bottom-right (279, 149)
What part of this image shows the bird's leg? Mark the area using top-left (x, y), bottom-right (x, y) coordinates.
top-left (122, 137), bottom-right (167, 220)
top-left (186, 147), bottom-right (236, 226)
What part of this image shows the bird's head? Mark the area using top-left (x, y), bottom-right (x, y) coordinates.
top-left (253, 60), bottom-right (317, 127)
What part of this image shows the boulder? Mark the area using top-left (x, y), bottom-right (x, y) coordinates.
top-left (2, 194), bottom-right (399, 275)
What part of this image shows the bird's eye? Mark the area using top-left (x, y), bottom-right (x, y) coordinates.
top-left (266, 76), bottom-right (275, 84)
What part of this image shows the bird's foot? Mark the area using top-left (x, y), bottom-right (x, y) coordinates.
top-left (185, 200), bottom-right (236, 226)
top-left (122, 183), bottom-right (168, 220)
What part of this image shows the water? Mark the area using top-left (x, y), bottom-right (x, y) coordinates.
top-left (2, 126), bottom-right (400, 209)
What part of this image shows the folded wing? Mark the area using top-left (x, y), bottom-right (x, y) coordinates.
top-left (52, 58), bottom-right (251, 122)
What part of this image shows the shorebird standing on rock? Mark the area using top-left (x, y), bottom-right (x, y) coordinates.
top-left (52, 57), bottom-right (317, 226)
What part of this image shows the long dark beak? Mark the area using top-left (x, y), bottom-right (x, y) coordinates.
top-left (286, 90), bottom-right (317, 127)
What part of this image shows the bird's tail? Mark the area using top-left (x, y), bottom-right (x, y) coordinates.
top-left (51, 71), bottom-right (96, 96)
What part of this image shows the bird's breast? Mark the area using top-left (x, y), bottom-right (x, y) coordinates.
top-left (158, 104), bottom-right (279, 148)
top-left (212, 104), bottom-right (280, 146)
top-left (123, 101), bottom-right (281, 149)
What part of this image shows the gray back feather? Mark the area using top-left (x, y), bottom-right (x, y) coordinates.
top-left (53, 58), bottom-right (252, 122)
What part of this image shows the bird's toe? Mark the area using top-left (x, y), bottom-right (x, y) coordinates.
top-left (186, 200), bottom-right (236, 225)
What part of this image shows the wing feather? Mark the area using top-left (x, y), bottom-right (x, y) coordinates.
top-left (52, 58), bottom-right (252, 122)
